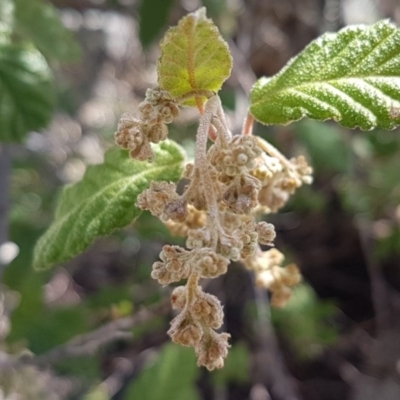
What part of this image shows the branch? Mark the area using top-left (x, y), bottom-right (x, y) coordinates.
top-left (251, 273), bottom-right (303, 400)
top-left (355, 215), bottom-right (392, 333)
top-left (0, 299), bottom-right (170, 370)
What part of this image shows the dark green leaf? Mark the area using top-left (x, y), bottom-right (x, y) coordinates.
top-left (33, 140), bottom-right (185, 270)
top-left (0, 43), bottom-right (55, 142)
top-left (139, 0), bottom-right (174, 49)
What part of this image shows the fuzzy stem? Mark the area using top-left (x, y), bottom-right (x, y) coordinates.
top-left (211, 117), bottom-right (230, 146)
top-left (256, 136), bottom-right (293, 170)
top-left (216, 102), bottom-right (232, 141)
top-left (194, 95), bottom-right (220, 220)
top-left (186, 270), bottom-right (200, 308)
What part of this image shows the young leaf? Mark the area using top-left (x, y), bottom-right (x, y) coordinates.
top-left (250, 20), bottom-right (400, 130)
top-left (33, 140), bottom-right (185, 270)
top-left (0, 43), bottom-right (55, 142)
top-left (157, 7), bottom-right (232, 107)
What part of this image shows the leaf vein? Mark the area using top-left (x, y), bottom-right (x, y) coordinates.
top-left (322, 82), bottom-right (377, 121)
top-left (351, 27), bottom-right (397, 75)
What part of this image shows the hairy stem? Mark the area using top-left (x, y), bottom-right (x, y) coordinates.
top-left (186, 270), bottom-right (200, 307)
top-left (194, 95), bottom-right (220, 220)
top-left (256, 136), bottom-right (293, 169)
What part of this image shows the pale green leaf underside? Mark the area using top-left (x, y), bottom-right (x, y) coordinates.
top-left (33, 140), bottom-right (185, 270)
top-left (250, 20), bottom-right (400, 130)
top-left (157, 7), bottom-right (232, 106)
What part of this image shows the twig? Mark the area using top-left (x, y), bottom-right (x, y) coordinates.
top-left (355, 215), bottom-right (392, 333)
top-left (0, 299), bottom-right (170, 370)
top-left (251, 273), bottom-right (302, 400)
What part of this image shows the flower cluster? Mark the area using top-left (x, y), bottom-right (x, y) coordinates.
top-left (245, 248), bottom-right (302, 307)
top-left (252, 139), bottom-right (313, 214)
top-left (131, 93), bottom-right (312, 369)
top-left (115, 89), bottom-right (179, 161)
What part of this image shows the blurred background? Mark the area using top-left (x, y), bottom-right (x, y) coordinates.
top-left (1, 0), bottom-right (400, 399)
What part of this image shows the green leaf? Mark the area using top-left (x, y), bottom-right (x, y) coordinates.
top-left (0, 43), bottom-right (55, 142)
top-left (125, 343), bottom-right (200, 400)
top-left (13, 0), bottom-right (80, 61)
top-left (33, 140), bottom-right (185, 270)
top-left (250, 20), bottom-right (400, 130)
top-left (157, 7), bottom-right (232, 107)
top-left (139, 0), bottom-right (175, 49)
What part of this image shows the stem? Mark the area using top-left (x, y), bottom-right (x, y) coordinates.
top-left (242, 111), bottom-right (254, 136)
top-left (194, 95), bottom-right (220, 221)
top-left (252, 278), bottom-right (302, 400)
top-left (356, 214), bottom-right (391, 333)
top-left (216, 102), bottom-right (232, 142)
top-left (212, 116), bottom-right (231, 145)
top-left (256, 136), bottom-right (293, 170)
top-left (186, 270), bottom-right (200, 308)
top-left (0, 144), bottom-right (11, 280)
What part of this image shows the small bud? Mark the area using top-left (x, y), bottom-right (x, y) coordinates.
top-left (236, 153), bottom-right (248, 165)
top-left (196, 331), bottom-right (230, 371)
top-left (257, 221), bottom-right (276, 246)
top-left (171, 286), bottom-right (187, 310)
top-left (147, 123), bottom-right (168, 143)
top-left (164, 198), bottom-right (188, 223)
top-left (169, 314), bottom-right (203, 347)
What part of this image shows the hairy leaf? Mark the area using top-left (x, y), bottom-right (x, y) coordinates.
top-left (158, 7), bottom-right (232, 107)
top-left (250, 20), bottom-right (400, 130)
top-left (0, 43), bottom-right (55, 142)
top-left (33, 140), bottom-right (186, 270)
top-left (139, 0), bottom-right (174, 49)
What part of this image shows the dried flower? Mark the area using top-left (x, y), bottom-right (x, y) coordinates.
top-left (129, 91), bottom-right (312, 368)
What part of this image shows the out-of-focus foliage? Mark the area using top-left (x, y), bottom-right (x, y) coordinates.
top-left (0, 44), bottom-right (55, 142)
top-left (272, 284), bottom-right (338, 359)
top-left (124, 343), bottom-right (200, 400)
top-left (139, 0), bottom-right (175, 49)
top-left (212, 342), bottom-right (250, 386)
top-left (0, 0), bottom-right (79, 61)
top-left (0, 0), bottom-right (79, 142)
top-left (296, 120), bottom-right (350, 174)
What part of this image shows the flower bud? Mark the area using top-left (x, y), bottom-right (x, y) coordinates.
top-left (171, 286), bottom-right (187, 310)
